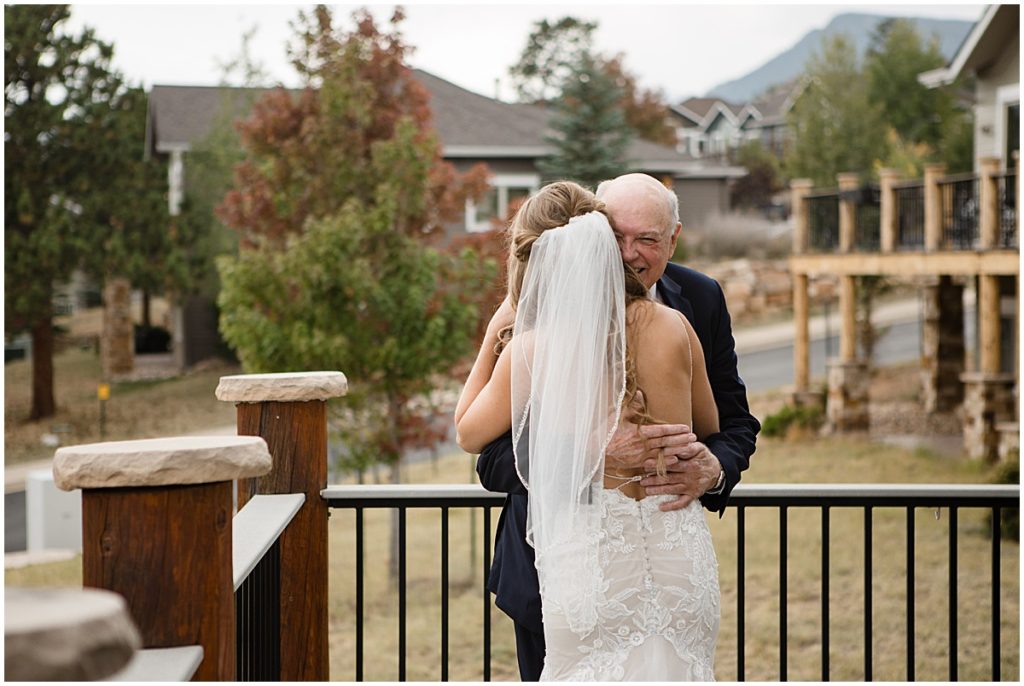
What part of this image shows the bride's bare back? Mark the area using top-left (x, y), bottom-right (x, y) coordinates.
top-left (606, 300), bottom-right (719, 498)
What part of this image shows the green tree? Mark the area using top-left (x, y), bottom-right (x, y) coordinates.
top-left (538, 51), bottom-right (633, 187)
top-left (5, 5), bottom-right (122, 419)
top-left (731, 140), bottom-right (784, 209)
top-left (784, 34), bottom-right (889, 185)
top-left (216, 5), bottom-right (492, 477)
top-left (866, 18), bottom-right (974, 173)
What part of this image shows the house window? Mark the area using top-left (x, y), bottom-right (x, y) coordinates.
top-left (466, 173), bottom-right (540, 232)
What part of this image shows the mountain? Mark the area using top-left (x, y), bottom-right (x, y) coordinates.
top-left (705, 13), bottom-right (975, 103)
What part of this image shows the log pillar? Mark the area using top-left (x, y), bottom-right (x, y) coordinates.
top-left (791, 179), bottom-right (814, 255)
top-left (979, 156), bottom-right (1001, 249)
top-left (825, 275), bottom-right (869, 432)
top-left (924, 163), bottom-right (946, 251)
top-left (793, 273), bottom-right (810, 395)
top-left (838, 172), bottom-right (859, 253)
top-left (216, 371), bottom-right (348, 682)
top-left (102, 276), bottom-right (134, 379)
top-left (878, 168), bottom-right (900, 253)
top-left (53, 435), bottom-right (272, 681)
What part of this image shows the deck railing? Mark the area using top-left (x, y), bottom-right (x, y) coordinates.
top-left (893, 180), bottom-right (926, 250)
top-left (938, 173), bottom-right (979, 249)
top-left (324, 482), bottom-right (1019, 682)
top-left (807, 190), bottom-right (839, 252)
top-left (997, 170), bottom-right (1018, 248)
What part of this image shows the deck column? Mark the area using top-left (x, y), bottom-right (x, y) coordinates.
top-left (53, 436), bottom-right (272, 681)
top-left (979, 156), bottom-right (1001, 249)
top-left (791, 179), bottom-right (814, 402)
top-left (825, 274), bottom-right (869, 432)
top-left (924, 163), bottom-right (946, 251)
top-left (879, 168), bottom-right (900, 253)
top-left (838, 172), bottom-right (859, 253)
top-left (791, 179), bottom-right (814, 255)
top-left (216, 371), bottom-right (348, 682)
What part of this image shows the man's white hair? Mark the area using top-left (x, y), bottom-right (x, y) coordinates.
top-left (596, 173), bottom-right (680, 234)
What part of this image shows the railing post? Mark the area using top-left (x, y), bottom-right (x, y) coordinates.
top-left (791, 179), bottom-right (814, 255)
top-left (878, 169), bottom-right (900, 253)
top-left (838, 172), bottom-right (859, 253)
top-left (216, 371), bottom-right (348, 681)
top-left (53, 436), bottom-right (272, 681)
top-left (793, 273), bottom-right (810, 395)
top-left (924, 163), bottom-right (947, 251)
top-left (979, 156), bottom-right (1001, 249)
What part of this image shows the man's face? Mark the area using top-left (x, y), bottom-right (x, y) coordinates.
top-left (604, 193), bottom-right (681, 290)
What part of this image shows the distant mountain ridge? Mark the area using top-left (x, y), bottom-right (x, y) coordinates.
top-left (705, 13), bottom-right (976, 103)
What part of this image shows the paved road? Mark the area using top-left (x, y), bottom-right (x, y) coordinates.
top-left (5, 490), bottom-right (26, 553)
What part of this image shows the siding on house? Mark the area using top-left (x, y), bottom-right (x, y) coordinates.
top-left (675, 178), bottom-right (730, 230)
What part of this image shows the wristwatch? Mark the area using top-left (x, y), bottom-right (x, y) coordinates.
top-left (706, 467), bottom-right (726, 495)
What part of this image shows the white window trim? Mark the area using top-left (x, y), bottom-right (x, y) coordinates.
top-left (994, 83), bottom-right (1020, 166)
top-left (465, 173), bottom-right (541, 233)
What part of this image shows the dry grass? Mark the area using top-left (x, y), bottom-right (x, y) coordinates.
top-left (4, 348), bottom-right (238, 465)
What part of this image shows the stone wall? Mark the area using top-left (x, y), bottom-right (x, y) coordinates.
top-left (689, 258), bottom-right (839, 319)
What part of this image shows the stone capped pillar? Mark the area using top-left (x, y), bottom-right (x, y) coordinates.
top-left (216, 371), bottom-right (348, 682)
top-left (101, 277), bottom-right (134, 379)
top-left (790, 179), bottom-right (814, 255)
top-left (920, 276), bottom-right (965, 412)
top-left (878, 168), bottom-right (900, 253)
top-left (837, 172), bottom-right (859, 253)
top-left (826, 360), bottom-right (871, 432)
top-left (960, 372), bottom-right (1016, 461)
top-left (53, 435), bottom-right (272, 681)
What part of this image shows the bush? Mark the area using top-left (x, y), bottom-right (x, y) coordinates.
top-left (761, 401), bottom-right (825, 438)
top-left (134, 325), bottom-right (171, 354)
top-left (989, 455), bottom-right (1019, 541)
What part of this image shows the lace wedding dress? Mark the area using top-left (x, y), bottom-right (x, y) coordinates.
top-left (540, 492), bottom-right (720, 681)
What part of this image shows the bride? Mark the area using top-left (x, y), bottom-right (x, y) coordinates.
top-left (455, 181), bottom-right (720, 681)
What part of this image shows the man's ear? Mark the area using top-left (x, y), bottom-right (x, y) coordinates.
top-left (669, 222), bottom-right (682, 247)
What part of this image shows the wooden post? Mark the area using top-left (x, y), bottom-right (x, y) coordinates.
top-left (924, 163), bottom-right (946, 251)
top-left (979, 156), bottom-right (1001, 249)
top-left (53, 436), bottom-right (272, 681)
top-left (793, 273), bottom-right (810, 393)
top-left (216, 371), bottom-right (348, 682)
top-left (840, 275), bottom-right (857, 362)
top-left (791, 179), bottom-right (814, 255)
top-left (979, 274), bottom-right (1001, 374)
top-left (878, 168), bottom-right (900, 253)
top-left (838, 172), bottom-right (859, 253)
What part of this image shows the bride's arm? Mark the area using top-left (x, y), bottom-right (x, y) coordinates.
top-left (686, 320), bottom-right (720, 440)
top-left (454, 299), bottom-right (515, 452)
top-left (455, 343), bottom-right (513, 453)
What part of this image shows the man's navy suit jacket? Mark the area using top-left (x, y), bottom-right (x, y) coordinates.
top-left (475, 262), bottom-right (761, 634)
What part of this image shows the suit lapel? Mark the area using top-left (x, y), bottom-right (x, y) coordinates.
top-left (657, 274), bottom-right (694, 323)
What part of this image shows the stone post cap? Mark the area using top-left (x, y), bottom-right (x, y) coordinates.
top-left (924, 162), bottom-right (948, 174)
top-left (878, 168), bottom-right (901, 180)
top-left (52, 435), bottom-right (272, 491)
top-left (790, 178), bottom-right (814, 190)
top-left (837, 172), bottom-right (860, 187)
top-left (4, 587), bottom-right (141, 681)
top-left (216, 371), bottom-right (348, 403)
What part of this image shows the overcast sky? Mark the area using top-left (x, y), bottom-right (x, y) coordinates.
top-left (64, 1), bottom-right (986, 102)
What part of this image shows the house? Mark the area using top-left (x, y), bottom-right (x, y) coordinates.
top-left (146, 69), bottom-right (745, 368)
top-left (919, 3), bottom-right (1019, 169)
top-left (745, 79), bottom-right (806, 159)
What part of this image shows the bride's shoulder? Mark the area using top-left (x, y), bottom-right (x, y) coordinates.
top-left (629, 300), bottom-right (690, 339)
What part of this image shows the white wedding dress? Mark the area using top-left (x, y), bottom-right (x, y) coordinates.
top-left (540, 492), bottom-right (720, 681)
top-left (510, 212), bottom-right (720, 682)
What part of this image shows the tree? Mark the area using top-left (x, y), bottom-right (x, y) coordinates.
top-left (4, 5), bottom-right (122, 419)
top-left (217, 4), bottom-right (492, 475)
top-left (509, 16), bottom-right (675, 146)
top-left (731, 140), bottom-right (784, 209)
top-left (865, 18), bottom-right (973, 173)
top-left (784, 34), bottom-right (889, 185)
top-left (538, 51), bottom-right (633, 188)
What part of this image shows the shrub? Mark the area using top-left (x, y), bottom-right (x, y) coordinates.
top-left (989, 455), bottom-right (1019, 541)
top-left (761, 401), bottom-right (825, 438)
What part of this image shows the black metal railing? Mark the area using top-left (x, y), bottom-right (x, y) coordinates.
top-left (939, 174), bottom-right (979, 250)
top-left (323, 483), bottom-right (1019, 682)
top-left (236, 540), bottom-right (281, 680)
top-left (807, 191), bottom-right (839, 252)
top-left (997, 171), bottom-right (1018, 248)
top-left (852, 184), bottom-right (881, 252)
top-left (895, 181), bottom-right (925, 250)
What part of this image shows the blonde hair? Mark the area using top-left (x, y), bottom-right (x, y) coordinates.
top-left (499, 180), bottom-right (665, 475)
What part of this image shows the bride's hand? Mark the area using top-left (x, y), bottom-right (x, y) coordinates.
top-left (486, 297), bottom-right (515, 337)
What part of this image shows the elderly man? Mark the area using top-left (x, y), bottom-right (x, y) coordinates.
top-left (476, 173), bottom-right (760, 680)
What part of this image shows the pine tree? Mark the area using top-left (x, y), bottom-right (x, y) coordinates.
top-left (538, 52), bottom-right (633, 188)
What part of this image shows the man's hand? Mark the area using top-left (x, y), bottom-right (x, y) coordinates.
top-left (605, 421), bottom-right (697, 472)
top-left (640, 439), bottom-right (721, 512)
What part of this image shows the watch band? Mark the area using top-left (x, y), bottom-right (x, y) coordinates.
top-left (706, 467), bottom-right (726, 495)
